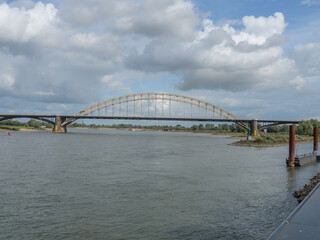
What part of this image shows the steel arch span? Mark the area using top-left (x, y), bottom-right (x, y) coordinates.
top-left (65, 93), bottom-right (248, 129)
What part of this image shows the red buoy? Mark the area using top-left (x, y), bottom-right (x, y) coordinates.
top-left (8, 132), bottom-right (11, 136)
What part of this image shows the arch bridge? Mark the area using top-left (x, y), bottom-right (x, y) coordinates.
top-left (0, 93), bottom-right (301, 135)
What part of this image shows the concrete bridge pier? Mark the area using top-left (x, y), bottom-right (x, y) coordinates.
top-left (288, 125), bottom-right (296, 167)
top-left (314, 127), bottom-right (318, 153)
top-left (53, 116), bottom-right (67, 133)
top-left (248, 120), bottom-right (259, 137)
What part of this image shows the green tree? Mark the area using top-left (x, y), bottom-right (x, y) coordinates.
top-left (27, 119), bottom-right (41, 128)
top-left (205, 123), bottom-right (214, 130)
top-left (297, 120), bottom-right (314, 136)
top-left (191, 125), bottom-right (199, 131)
top-left (221, 124), bottom-right (229, 131)
top-left (296, 119), bottom-right (320, 136)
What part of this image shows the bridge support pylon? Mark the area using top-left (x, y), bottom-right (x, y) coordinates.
top-left (53, 116), bottom-right (67, 133)
top-left (248, 120), bottom-right (259, 138)
top-left (288, 125), bottom-right (295, 167)
top-left (314, 127), bottom-right (318, 153)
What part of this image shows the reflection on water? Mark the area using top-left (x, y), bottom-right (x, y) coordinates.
top-left (0, 129), bottom-right (319, 240)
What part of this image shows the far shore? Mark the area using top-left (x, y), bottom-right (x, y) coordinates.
top-left (1, 126), bottom-right (314, 148)
top-left (19, 128), bottom-right (50, 132)
top-left (229, 139), bottom-right (313, 147)
top-left (0, 127), bottom-right (50, 132)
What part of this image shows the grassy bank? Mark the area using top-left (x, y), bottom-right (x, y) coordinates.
top-left (230, 133), bottom-right (313, 147)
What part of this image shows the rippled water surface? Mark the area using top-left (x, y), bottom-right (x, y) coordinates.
top-left (1, 129), bottom-right (319, 239)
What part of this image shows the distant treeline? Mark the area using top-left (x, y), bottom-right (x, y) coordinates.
top-left (70, 119), bottom-right (320, 136)
top-left (263, 119), bottom-right (320, 136)
top-left (69, 122), bottom-right (248, 133)
top-left (0, 119), bottom-right (51, 129)
top-left (1, 119), bottom-right (319, 136)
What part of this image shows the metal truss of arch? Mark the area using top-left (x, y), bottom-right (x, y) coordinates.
top-left (66, 93), bottom-right (248, 129)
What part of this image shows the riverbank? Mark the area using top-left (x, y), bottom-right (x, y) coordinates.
top-left (293, 173), bottom-right (320, 203)
top-left (0, 126), bottom-right (50, 132)
top-left (229, 139), bottom-right (313, 147)
top-left (229, 134), bottom-right (313, 147)
top-left (0, 124), bottom-right (315, 148)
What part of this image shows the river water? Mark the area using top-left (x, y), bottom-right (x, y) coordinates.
top-left (0, 129), bottom-right (319, 239)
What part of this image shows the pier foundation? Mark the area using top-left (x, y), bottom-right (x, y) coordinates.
top-left (314, 127), bottom-right (318, 153)
top-left (288, 125), bottom-right (295, 167)
top-left (247, 120), bottom-right (259, 139)
top-left (53, 116), bottom-right (67, 133)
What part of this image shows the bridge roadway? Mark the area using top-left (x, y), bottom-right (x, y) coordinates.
top-left (0, 114), bottom-right (301, 134)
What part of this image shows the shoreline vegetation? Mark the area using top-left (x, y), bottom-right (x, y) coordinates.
top-left (229, 134), bottom-right (314, 147)
top-left (1, 119), bottom-right (319, 147)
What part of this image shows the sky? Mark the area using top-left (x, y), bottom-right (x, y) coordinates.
top-left (0, 0), bottom-right (319, 121)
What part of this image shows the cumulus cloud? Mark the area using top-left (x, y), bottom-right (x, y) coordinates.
top-left (0, 2), bottom-right (58, 43)
top-left (101, 74), bottom-right (132, 94)
top-left (0, 74), bottom-right (15, 90)
top-left (301, 0), bottom-right (320, 6)
top-left (114, 0), bottom-right (198, 40)
top-left (293, 42), bottom-right (320, 77)
top-left (60, 0), bottom-right (132, 26)
top-left (0, 0), bottom-right (318, 119)
top-left (126, 12), bottom-right (306, 92)
top-left (0, 1), bottom-right (125, 107)
top-left (9, 0), bottom-right (35, 9)
top-left (242, 12), bottom-right (287, 39)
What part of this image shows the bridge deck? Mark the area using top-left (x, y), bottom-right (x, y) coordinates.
top-left (268, 181), bottom-right (320, 239)
top-left (0, 114), bottom-right (301, 124)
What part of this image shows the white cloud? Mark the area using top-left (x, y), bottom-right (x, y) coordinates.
top-left (101, 74), bottom-right (132, 94)
top-left (60, 0), bottom-right (132, 26)
top-left (126, 11), bottom-right (303, 93)
top-left (221, 97), bottom-right (240, 107)
top-left (67, 33), bottom-right (121, 59)
top-left (293, 42), bottom-right (320, 77)
top-left (289, 76), bottom-right (308, 91)
top-left (0, 0), bottom-right (318, 120)
top-left (301, 0), bottom-right (320, 6)
top-left (9, 0), bottom-right (35, 9)
top-left (242, 12), bottom-right (287, 39)
top-left (114, 0), bottom-right (198, 40)
top-left (0, 2), bottom-right (58, 43)
top-left (0, 74), bottom-right (15, 89)
top-left (33, 91), bottom-right (56, 96)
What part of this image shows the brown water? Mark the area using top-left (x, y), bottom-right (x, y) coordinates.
top-left (0, 129), bottom-right (319, 239)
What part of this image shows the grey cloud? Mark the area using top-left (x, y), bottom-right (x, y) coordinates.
top-left (0, 1), bottom-right (126, 109)
top-left (0, 0), bottom-right (317, 119)
top-left (234, 34), bottom-right (287, 53)
top-left (67, 33), bottom-right (122, 61)
top-left (200, 28), bottom-right (232, 47)
top-left (177, 69), bottom-right (258, 92)
top-left (124, 13), bottom-right (301, 93)
top-left (113, 0), bottom-right (198, 40)
top-left (0, 47), bottom-right (120, 105)
top-left (9, 0), bottom-right (35, 9)
top-left (292, 42), bottom-right (320, 77)
top-left (125, 39), bottom-right (197, 72)
top-left (59, 0), bottom-right (133, 27)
